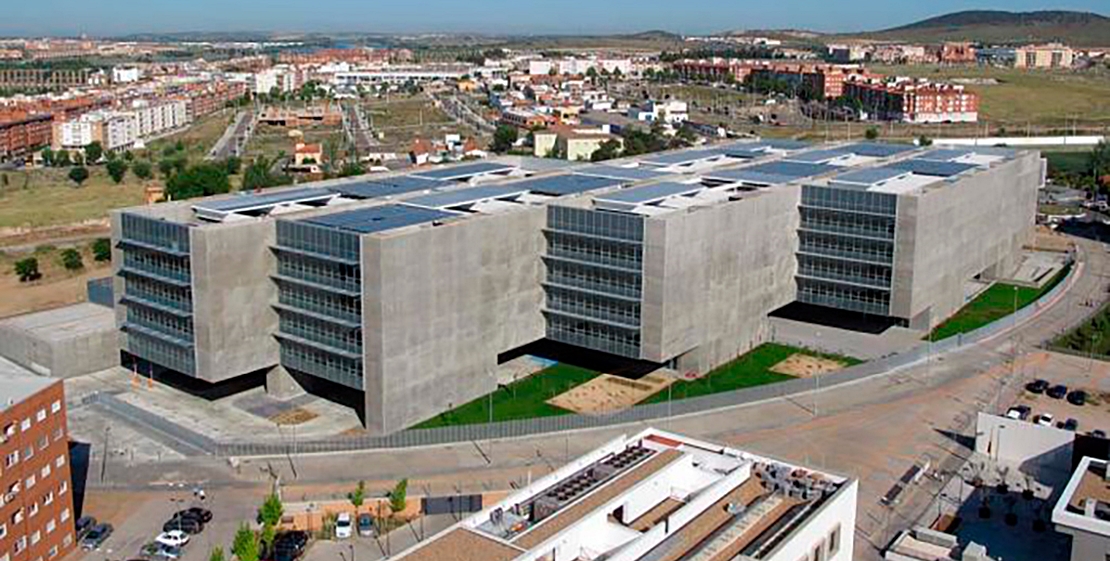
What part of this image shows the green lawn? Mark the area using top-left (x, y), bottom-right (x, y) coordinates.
top-left (640, 343), bottom-right (862, 404)
top-left (412, 363), bottom-right (600, 429)
top-left (1051, 304), bottom-right (1110, 356)
top-left (929, 264), bottom-right (1072, 341)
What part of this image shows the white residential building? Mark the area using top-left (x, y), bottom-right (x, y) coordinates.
top-left (129, 99), bottom-right (190, 138)
top-left (392, 428), bottom-right (857, 561)
top-left (630, 100), bottom-right (689, 124)
top-left (111, 66), bottom-right (141, 83)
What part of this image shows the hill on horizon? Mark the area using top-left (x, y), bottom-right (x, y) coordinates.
top-left (856, 9), bottom-right (1110, 47)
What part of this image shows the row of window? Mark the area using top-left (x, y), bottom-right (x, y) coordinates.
top-left (3, 455), bottom-right (67, 508)
top-left (799, 523), bottom-right (841, 561)
top-left (798, 278), bottom-right (891, 316)
top-left (127, 332), bottom-right (196, 376)
top-left (276, 220), bottom-right (360, 262)
top-left (124, 277), bottom-right (192, 313)
top-left (798, 232), bottom-right (894, 265)
top-left (546, 287), bottom-right (642, 328)
top-left (547, 236), bottom-right (643, 272)
top-left (797, 255), bottom-right (893, 290)
top-left (545, 260), bottom-right (643, 300)
top-left (801, 185), bottom-right (897, 216)
top-left (278, 284), bottom-right (362, 325)
top-left (279, 342), bottom-right (363, 390)
top-left (126, 306), bottom-right (194, 342)
top-left (278, 315), bottom-right (362, 355)
top-left (121, 213), bottom-right (190, 253)
top-left (121, 248), bottom-right (191, 283)
top-left (276, 255), bottom-right (361, 294)
top-left (2, 401), bottom-right (62, 444)
top-left (546, 314), bottom-right (641, 359)
top-left (2, 513), bottom-right (71, 561)
top-left (799, 207), bottom-right (895, 240)
top-left (547, 206), bottom-right (645, 243)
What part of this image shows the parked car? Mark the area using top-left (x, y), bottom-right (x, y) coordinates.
top-left (1091, 429), bottom-right (1107, 439)
top-left (1063, 418), bottom-right (1080, 431)
top-left (155, 530), bottom-right (190, 548)
top-left (1068, 390), bottom-right (1088, 406)
top-left (163, 516), bottom-right (203, 534)
top-left (155, 545), bottom-right (183, 560)
top-left (1006, 405), bottom-right (1031, 421)
top-left (1047, 384), bottom-right (1069, 399)
top-left (182, 507), bottom-right (213, 523)
top-left (1036, 413), bottom-right (1055, 427)
top-left (81, 523), bottom-right (114, 550)
top-left (1025, 379), bottom-right (1050, 394)
top-left (357, 513), bottom-right (374, 537)
top-left (335, 513), bottom-right (353, 539)
top-left (272, 531), bottom-right (309, 561)
top-left (75, 516), bottom-right (97, 539)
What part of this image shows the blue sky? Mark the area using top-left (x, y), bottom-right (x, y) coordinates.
top-left (3, 1), bottom-right (1106, 37)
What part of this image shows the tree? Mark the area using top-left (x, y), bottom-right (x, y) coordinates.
top-left (209, 546), bottom-right (226, 561)
top-left (14, 258), bottom-right (41, 282)
top-left (242, 157), bottom-right (292, 191)
top-left (224, 156), bottom-right (242, 176)
top-left (61, 248), bottom-right (84, 271)
top-left (106, 159), bottom-right (128, 184)
top-left (259, 523), bottom-right (276, 552)
top-left (389, 479), bottom-right (408, 515)
top-left (166, 163), bottom-right (231, 200)
top-left (41, 147), bottom-right (54, 167)
top-left (231, 523), bottom-right (258, 561)
top-left (84, 141), bottom-right (103, 164)
top-left (864, 126), bottom-right (880, 140)
top-left (917, 135), bottom-right (933, 147)
top-left (259, 493), bottom-right (283, 527)
top-left (339, 162), bottom-right (365, 178)
top-left (92, 238), bottom-right (111, 262)
top-left (68, 166), bottom-right (89, 186)
top-left (349, 481), bottom-right (365, 508)
top-left (133, 160), bottom-right (153, 180)
top-left (159, 159), bottom-right (177, 179)
top-left (491, 125), bottom-right (518, 153)
top-left (591, 139), bottom-right (622, 162)
top-left (323, 137), bottom-right (340, 174)
top-left (54, 150), bottom-right (71, 167)
top-left (1091, 140), bottom-right (1110, 179)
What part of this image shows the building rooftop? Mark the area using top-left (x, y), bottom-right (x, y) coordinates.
top-left (410, 161), bottom-right (517, 181)
top-left (394, 428), bottom-right (851, 561)
top-left (0, 367), bottom-right (56, 414)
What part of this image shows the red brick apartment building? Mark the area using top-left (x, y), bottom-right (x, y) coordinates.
top-left (671, 59), bottom-right (869, 99)
top-left (0, 112), bottom-right (52, 160)
top-left (843, 78), bottom-right (980, 123)
top-left (0, 379), bottom-right (75, 561)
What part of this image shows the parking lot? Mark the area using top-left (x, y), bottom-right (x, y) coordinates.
top-left (1009, 353), bottom-right (1110, 436)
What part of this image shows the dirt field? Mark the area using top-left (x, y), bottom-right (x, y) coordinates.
top-left (0, 244), bottom-right (110, 318)
top-left (547, 372), bottom-right (673, 415)
top-left (769, 353), bottom-right (848, 378)
top-left (1030, 226), bottom-right (1076, 254)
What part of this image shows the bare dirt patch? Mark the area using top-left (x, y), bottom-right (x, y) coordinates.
top-left (547, 372), bottom-right (673, 415)
top-left (271, 408), bottom-right (320, 426)
top-left (769, 353), bottom-right (847, 378)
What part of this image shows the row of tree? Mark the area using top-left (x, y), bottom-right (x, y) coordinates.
top-left (13, 239), bottom-right (111, 283)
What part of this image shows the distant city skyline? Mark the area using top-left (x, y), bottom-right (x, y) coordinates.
top-left (3, 1), bottom-right (1107, 37)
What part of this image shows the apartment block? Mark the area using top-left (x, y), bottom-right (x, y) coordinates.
top-left (0, 113), bottom-right (52, 160)
top-left (843, 78), bottom-right (979, 123)
top-left (52, 111), bottom-right (138, 152)
top-left (0, 378), bottom-right (76, 561)
top-left (393, 428), bottom-right (857, 561)
top-left (110, 139), bottom-right (1041, 433)
top-left (1015, 43), bottom-right (1075, 69)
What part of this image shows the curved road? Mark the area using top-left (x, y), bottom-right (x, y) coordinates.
top-left (86, 236), bottom-right (1110, 559)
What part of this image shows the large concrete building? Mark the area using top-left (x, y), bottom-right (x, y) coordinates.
top-left (393, 428), bottom-right (857, 561)
top-left (109, 139), bottom-right (1043, 433)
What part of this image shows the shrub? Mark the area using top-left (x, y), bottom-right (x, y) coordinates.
top-left (68, 166), bottom-right (89, 186)
top-left (61, 248), bottom-right (83, 271)
top-left (14, 258), bottom-right (41, 282)
top-left (92, 238), bottom-right (111, 262)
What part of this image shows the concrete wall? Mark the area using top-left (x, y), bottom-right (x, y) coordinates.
top-left (364, 209), bottom-right (547, 434)
top-left (765, 479), bottom-right (857, 561)
top-left (890, 152), bottom-right (1041, 327)
top-left (641, 187), bottom-right (799, 373)
top-left (189, 220), bottom-right (280, 382)
top-left (974, 412), bottom-right (1074, 466)
top-left (0, 303), bottom-right (117, 378)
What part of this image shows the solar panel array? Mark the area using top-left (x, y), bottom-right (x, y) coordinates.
top-left (405, 185), bottom-right (528, 209)
top-left (410, 162), bottom-right (515, 180)
top-left (831, 167), bottom-right (908, 186)
top-left (332, 176), bottom-right (442, 199)
top-left (595, 182), bottom-right (703, 204)
top-left (786, 148), bottom-right (850, 163)
top-left (195, 187), bottom-right (335, 212)
top-left (507, 174), bottom-right (623, 196)
top-left (841, 142), bottom-right (917, 158)
top-left (916, 148), bottom-right (974, 162)
top-left (575, 165), bottom-right (669, 182)
top-left (639, 147), bottom-right (729, 167)
top-left (887, 159), bottom-right (977, 177)
top-left (706, 160), bottom-right (838, 185)
top-left (301, 204), bottom-right (457, 234)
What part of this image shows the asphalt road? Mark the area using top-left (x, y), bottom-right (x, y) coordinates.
top-left (77, 235), bottom-right (1110, 561)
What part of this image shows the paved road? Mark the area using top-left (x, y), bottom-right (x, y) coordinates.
top-left (79, 236), bottom-right (1110, 560)
top-left (209, 111), bottom-right (253, 160)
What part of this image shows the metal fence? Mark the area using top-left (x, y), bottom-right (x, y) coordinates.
top-left (86, 277), bottom-right (114, 308)
top-left (96, 263), bottom-right (1078, 458)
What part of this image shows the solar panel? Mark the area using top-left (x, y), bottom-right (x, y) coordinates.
top-left (887, 159), bottom-right (977, 177)
top-left (915, 148), bottom-right (974, 162)
top-left (831, 167), bottom-right (908, 186)
top-left (509, 174), bottom-right (622, 196)
top-left (842, 142), bottom-right (916, 158)
top-left (595, 182), bottom-right (703, 204)
top-left (761, 139), bottom-right (811, 151)
top-left (574, 165), bottom-right (668, 182)
top-left (640, 148), bottom-right (729, 167)
top-left (195, 187), bottom-right (335, 212)
top-left (786, 148), bottom-right (850, 163)
top-left (300, 204), bottom-right (458, 234)
top-left (410, 162), bottom-right (515, 180)
top-left (405, 185), bottom-right (528, 209)
top-left (706, 161), bottom-right (838, 185)
top-left (332, 176), bottom-right (441, 199)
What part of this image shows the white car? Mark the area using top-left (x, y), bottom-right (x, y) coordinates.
top-left (155, 530), bottom-right (190, 548)
top-left (335, 513), bottom-right (353, 539)
top-left (1036, 413), bottom-right (1054, 427)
